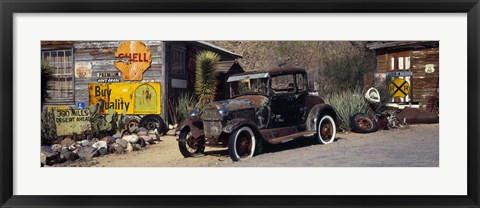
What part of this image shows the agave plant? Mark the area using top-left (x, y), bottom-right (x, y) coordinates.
top-left (195, 50), bottom-right (220, 105)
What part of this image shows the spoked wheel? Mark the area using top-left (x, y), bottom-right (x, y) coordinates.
top-left (178, 129), bottom-right (205, 157)
top-left (315, 115), bottom-right (336, 144)
top-left (228, 126), bottom-right (256, 161)
top-left (350, 113), bottom-right (378, 133)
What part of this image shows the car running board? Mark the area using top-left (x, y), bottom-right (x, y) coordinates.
top-left (267, 130), bottom-right (317, 144)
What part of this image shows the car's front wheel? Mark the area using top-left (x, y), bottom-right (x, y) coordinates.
top-left (178, 129), bottom-right (205, 157)
top-left (228, 126), bottom-right (256, 161)
top-left (315, 115), bottom-right (336, 144)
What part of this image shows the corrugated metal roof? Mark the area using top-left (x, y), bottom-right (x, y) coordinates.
top-left (196, 41), bottom-right (242, 58)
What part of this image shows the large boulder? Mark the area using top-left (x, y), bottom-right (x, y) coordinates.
top-left (140, 135), bottom-right (154, 145)
top-left (122, 135), bottom-right (139, 144)
top-left (111, 143), bottom-right (125, 154)
top-left (92, 141), bottom-right (108, 150)
top-left (116, 139), bottom-right (129, 148)
top-left (60, 151), bottom-right (79, 161)
top-left (77, 146), bottom-right (98, 160)
top-left (51, 144), bottom-right (63, 153)
top-left (61, 138), bottom-right (75, 147)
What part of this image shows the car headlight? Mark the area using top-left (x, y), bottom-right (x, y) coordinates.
top-left (189, 109), bottom-right (199, 119)
top-left (218, 107), bottom-right (229, 116)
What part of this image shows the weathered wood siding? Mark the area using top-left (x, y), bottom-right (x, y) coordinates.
top-left (410, 47), bottom-right (439, 108)
top-left (374, 47), bottom-right (439, 109)
top-left (73, 41), bottom-right (165, 115)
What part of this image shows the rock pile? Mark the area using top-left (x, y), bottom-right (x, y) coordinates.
top-left (41, 127), bottom-right (161, 166)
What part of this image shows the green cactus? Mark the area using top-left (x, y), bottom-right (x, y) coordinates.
top-left (88, 100), bottom-right (130, 136)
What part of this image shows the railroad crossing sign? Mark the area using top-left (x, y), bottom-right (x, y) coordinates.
top-left (389, 78), bottom-right (410, 97)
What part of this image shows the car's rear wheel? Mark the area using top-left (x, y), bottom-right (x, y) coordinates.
top-left (178, 129), bottom-right (205, 157)
top-left (315, 115), bottom-right (336, 144)
top-left (228, 126), bottom-right (256, 161)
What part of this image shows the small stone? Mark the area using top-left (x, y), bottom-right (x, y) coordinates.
top-left (138, 127), bottom-right (148, 132)
top-left (126, 143), bottom-right (133, 152)
top-left (40, 153), bottom-right (46, 166)
top-left (51, 144), bottom-right (62, 152)
top-left (77, 146), bottom-right (98, 160)
top-left (137, 131), bottom-right (148, 136)
top-left (133, 144), bottom-right (142, 151)
top-left (61, 138), bottom-right (75, 147)
top-left (98, 147), bottom-right (108, 156)
top-left (137, 137), bottom-right (146, 147)
top-left (168, 124), bottom-right (174, 130)
top-left (101, 136), bottom-right (115, 145)
top-left (60, 151), bottom-right (79, 161)
top-left (81, 140), bottom-right (89, 147)
top-left (173, 124), bottom-right (178, 129)
top-left (112, 133), bottom-right (122, 139)
top-left (116, 139), bottom-right (128, 148)
top-left (122, 134), bottom-right (139, 143)
top-left (111, 143), bottom-right (125, 154)
top-left (88, 138), bottom-right (99, 146)
top-left (141, 135), bottom-right (153, 144)
top-left (68, 144), bottom-right (77, 151)
top-left (92, 141), bottom-right (108, 150)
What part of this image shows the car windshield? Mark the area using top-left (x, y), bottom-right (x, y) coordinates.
top-left (228, 77), bottom-right (269, 98)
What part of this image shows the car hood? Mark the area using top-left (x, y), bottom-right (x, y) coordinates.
top-left (205, 95), bottom-right (268, 111)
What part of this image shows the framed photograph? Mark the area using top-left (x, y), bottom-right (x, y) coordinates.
top-left (1, 0), bottom-right (479, 207)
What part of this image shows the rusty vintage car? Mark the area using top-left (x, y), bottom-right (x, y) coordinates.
top-left (176, 67), bottom-right (338, 161)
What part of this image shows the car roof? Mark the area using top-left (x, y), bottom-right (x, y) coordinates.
top-left (226, 67), bottom-right (306, 82)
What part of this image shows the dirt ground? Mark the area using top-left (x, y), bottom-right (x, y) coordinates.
top-left (61, 124), bottom-right (439, 167)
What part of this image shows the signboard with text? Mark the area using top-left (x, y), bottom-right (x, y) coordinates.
top-left (54, 109), bottom-right (91, 136)
top-left (88, 82), bottom-right (161, 115)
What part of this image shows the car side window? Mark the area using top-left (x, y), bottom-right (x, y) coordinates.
top-left (296, 74), bottom-right (305, 92)
top-left (271, 74), bottom-right (295, 94)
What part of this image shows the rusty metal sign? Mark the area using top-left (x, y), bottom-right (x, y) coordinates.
top-left (114, 41), bottom-right (152, 81)
top-left (75, 62), bottom-right (92, 78)
top-left (54, 109), bottom-right (91, 136)
top-left (425, 64), bottom-right (435, 73)
top-left (88, 82), bottom-right (161, 115)
top-left (389, 78), bottom-right (410, 98)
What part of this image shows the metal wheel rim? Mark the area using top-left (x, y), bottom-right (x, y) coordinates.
top-left (236, 131), bottom-right (253, 158)
top-left (320, 119), bottom-right (334, 142)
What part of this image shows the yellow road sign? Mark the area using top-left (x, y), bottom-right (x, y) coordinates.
top-left (389, 78), bottom-right (410, 97)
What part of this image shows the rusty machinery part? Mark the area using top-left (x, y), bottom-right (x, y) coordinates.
top-left (228, 126), bottom-right (256, 161)
top-left (178, 129), bottom-right (205, 157)
top-left (350, 113), bottom-right (379, 133)
top-left (139, 114), bottom-right (168, 135)
top-left (315, 115), bottom-right (336, 144)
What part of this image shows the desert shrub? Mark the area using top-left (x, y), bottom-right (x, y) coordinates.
top-left (168, 92), bottom-right (199, 125)
top-left (324, 88), bottom-right (369, 132)
top-left (176, 92), bottom-right (198, 123)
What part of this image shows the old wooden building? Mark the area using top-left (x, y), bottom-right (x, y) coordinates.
top-left (41, 41), bottom-right (242, 125)
top-left (366, 41), bottom-right (439, 111)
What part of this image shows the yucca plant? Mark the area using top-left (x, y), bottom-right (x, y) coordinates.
top-left (324, 88), bottom-right (369, 132)
top-left (195, 51), bottom-right (220, 105)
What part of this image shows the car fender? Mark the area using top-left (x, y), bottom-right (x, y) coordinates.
top-left (176, 118), bottom-right (204, 141)
top-left (306, 103), bottom-right (338, 132)
top-left (222, 118), bottom-right (258, 134)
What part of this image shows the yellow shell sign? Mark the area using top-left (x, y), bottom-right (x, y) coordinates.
top-left (88, 82), bottom-right (161, 115)
top-left (389, 78), bottom-right (410, 98)
top-left (114, 41), bottom-right (152, 81)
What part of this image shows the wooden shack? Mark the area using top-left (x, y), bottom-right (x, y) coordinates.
top-left (41, 41), bottom-right (242, 124)
top-left (366, 41), bottom-right (439, 111)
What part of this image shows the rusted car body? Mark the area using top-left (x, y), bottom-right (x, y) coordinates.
top-left (177, 67), bottom-right (338, 161)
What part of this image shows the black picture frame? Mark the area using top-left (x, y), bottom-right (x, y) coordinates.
top-left (1, 0), bottom-right (479, 207)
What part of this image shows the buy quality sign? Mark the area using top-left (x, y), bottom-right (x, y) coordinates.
top-left (88, 82), bottom-right (161, 115)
